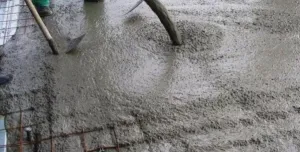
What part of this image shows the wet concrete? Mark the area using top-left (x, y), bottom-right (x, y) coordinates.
top-left (1, 0), bottom-right (300, 151)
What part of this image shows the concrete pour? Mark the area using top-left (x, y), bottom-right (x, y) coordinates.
top-left (0, 0), bottom-right (300, 151)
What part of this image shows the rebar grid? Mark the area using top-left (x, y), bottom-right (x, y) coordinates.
top-left (0, 0), bottom-right (35, 46)
top-left (0, 107), bottom-right (122, 152)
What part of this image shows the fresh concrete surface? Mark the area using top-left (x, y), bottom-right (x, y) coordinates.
top-left (1, 0), bottom-right (300, 151)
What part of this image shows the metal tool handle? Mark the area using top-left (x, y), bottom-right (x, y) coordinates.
top-left (24, 0), bottom-right (59, 55)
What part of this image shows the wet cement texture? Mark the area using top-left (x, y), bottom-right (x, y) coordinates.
top-left (1, 0), bottom-right (300, 151)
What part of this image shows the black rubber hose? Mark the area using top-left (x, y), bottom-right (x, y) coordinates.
top-left (144, 0), bottom-right (182, 45)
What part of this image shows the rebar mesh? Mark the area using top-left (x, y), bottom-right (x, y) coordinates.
top-left (0, 107), bottom-right (122, 152)
top-left (0, 0), bottom-right (34, 46)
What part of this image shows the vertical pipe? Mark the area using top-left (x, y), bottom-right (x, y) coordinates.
top-left (25, 127), bottom-right (32, 142)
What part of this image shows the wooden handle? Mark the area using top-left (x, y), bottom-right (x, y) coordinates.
top-left (24, 0), bottom-right (59, 54)
top-left (24, 0), bottom-right (53, 40)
